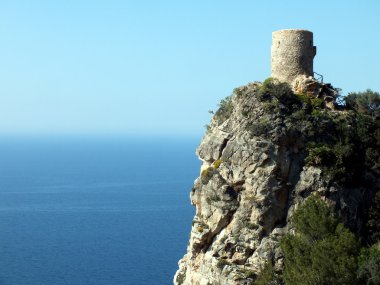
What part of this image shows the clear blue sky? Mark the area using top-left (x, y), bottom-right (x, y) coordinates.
top-left (0, 0), bottom-right (379, 136)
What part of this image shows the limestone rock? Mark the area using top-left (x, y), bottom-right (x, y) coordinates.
top-left (174, 82), bottom-right (377, 285)
top-left (292, 74), bottom-right (339, 109)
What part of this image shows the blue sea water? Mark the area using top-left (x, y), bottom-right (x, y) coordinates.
top-left (0, 136), bottom-right (200, 285)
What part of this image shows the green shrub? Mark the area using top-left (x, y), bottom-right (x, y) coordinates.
top-left (357, 242), bottom-right (380, 285)
top-left (258, 78), bottom-right (295, 106)
top-left (243, 269), bottom-right (256, 279)
top-left (262, 100), bottom-right (279, 112)
top-left (232, 87), bottom-right (243, 98)
top-left (345, 90), bottom-right (380, 118)
top-left (215, 96), bottom-right (234, 124)
top-left (281, 196), bottom-right (359, 285)
top-left (305, 144), bottom-right (335, 166)
top-left (367, 192), bottom-right (380, 243)
top-left (249, 116), bottom-right (272, 137)
top-left (295, 92), bottom-right (310, 104)
top-left (242, 109), bottom-right (250, 117)
top-left (304, 139), bottom-right (360, 183)
top-left (213, 159), bottom-right (222, 169)
top-left (290, 109), bottom-right (307, 121)
top-left (291, 196), bottom-right (338, 241)
top-left (254, 262), bottom-right (282, 285)
top-left (217, 259), bottom-right (231, 269)
top-left (245, 222), bottom-right (260, 230)
top-left (311, 110), bottom-right (327, 120)
top-left (294, 93), bottom-right (325, 111)
top-left (311, 97), bottom-right (325, 109)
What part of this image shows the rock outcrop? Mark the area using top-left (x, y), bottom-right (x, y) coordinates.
top-left (174, 81), bottom-right (379, 285)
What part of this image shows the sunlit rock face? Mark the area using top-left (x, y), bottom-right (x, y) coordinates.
top-left (174, 82), bottom-right (377, 285)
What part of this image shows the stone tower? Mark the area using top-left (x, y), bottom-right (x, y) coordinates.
top-left (271, 29), bottom-right (316, 85)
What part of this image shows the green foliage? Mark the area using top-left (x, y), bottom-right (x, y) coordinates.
top-left (257, 78), bottom-right (295, 106)
top-left (254, 262), bottom-right (282, 285)
top-left (241, 109), bottom-right (250, 117)
top-left (305, 144), bottom-right (335, 167)
top-left (291, 196), bottom-right (338, 241)
top-left (311, 97), bottom-right (325, 109)
top-left (367, 192), bottom-right (380, 243)
top-left (262, 77), bottom-right (274, 86)
top-left (295, 93), bottom-right (325, 110)
top-left (294, 92), bottom-right (310, 104)
top-left (311, 109), bottom-right (328, 119)
top-left (202, 84), bottom-right (380, 284)
top-left (311, 224), bottom-right (359, 284)
top-left (249, 116), bottom-right (272, 137)
top-left (345, 90), bottom-right (380, 118)
top-left (243, 269), bottom-right (256, 279)
top-left (281, 196), bottom-right (359, 285)
top-left (215, 96), bottom-right (234, 124)
top-left (213, 159), bottom-right (222, 169)
top-left (358, 242), bottom-right (380, 285)
top-left (249, 83), bottom-right (379, 185)
top-left (298, 108), bottom-right (380, 185)
top-left (244, 220), bottom-right (260, 230)
top-left (281, 235), bottom-right (313, 284)
top-left (205, 84), bottom-right (380, 284)
top-left (217, 259), bottom-right (231, 269)
top-left (257, 79), bottom-right (326, 119)
top-left (290, 109), bottom-right (307, 121)
top-left (262, 100), bottom-right (280, 112)
top-left (305, 142), bottom-right (356, 182)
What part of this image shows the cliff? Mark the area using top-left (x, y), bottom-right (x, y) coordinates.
top-left (174, 80), bottom-right (380, 285)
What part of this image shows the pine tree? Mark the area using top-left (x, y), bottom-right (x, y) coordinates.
top-left (281, 196), bottom-right (359, 285)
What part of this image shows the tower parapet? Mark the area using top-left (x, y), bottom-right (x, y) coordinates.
top-left (271, 29), bottom-right (316, 85)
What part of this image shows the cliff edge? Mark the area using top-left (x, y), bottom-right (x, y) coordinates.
top-left (174, 80), bottom-right (379, 285)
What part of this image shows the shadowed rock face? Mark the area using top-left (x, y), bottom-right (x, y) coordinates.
top-left (174, 82), bottom-right (378, 285)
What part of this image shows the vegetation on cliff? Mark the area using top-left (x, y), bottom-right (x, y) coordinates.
top-left (212, 81), bottom-right (378, 187)
top-left (240, 79), bottom-right (379, 186)
top-left (255, 194), bottom-right (380, 285)
top-left (258, 82), bottom-right (378, 285)
top-left (281, 196), bottom-right (359, 285)
top-left (218, 81), bottom-right (380, 284)
top-left (176, 79), bottom-right (379, 285)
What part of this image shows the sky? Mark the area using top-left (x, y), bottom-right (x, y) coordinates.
top-left (0, 0), bottom-right (379, 136)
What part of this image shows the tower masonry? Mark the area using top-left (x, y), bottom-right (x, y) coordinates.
top-left (271, 29), bottom-right (316, 85)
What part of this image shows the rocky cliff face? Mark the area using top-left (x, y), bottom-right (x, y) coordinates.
top-left (174, 81), bottom-right (379, 285)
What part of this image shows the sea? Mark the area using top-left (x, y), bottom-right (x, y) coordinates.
top-left (0, 136), bottom-right (200, 285)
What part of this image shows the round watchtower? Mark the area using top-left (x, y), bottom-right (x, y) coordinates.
top-left (271, 29), bottom-right (316, 85)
